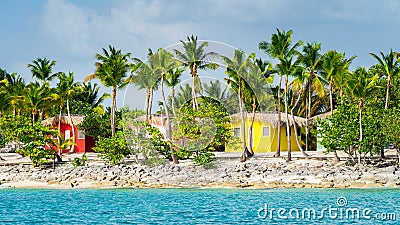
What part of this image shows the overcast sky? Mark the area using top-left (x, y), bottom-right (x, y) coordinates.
top-left (2, 0), bottom-right (400, 109)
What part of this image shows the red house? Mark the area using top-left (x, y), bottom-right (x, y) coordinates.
top-left (42, 115), bottom-right (95, 153)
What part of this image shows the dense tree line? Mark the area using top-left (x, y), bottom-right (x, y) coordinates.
top-left (1, 28), bottom-right (400, 166)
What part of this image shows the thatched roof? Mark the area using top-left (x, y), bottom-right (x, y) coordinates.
top-left (42, 115), bottom-right (84, 126)
top-left (309, 111), bottom-right (333, 124)
top-left (133, 114), bottom-right (167, 127)
top-left (230, 112), bottom-right (308, 127)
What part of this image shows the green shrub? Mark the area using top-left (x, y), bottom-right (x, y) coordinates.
top-left (72, 153), bottom-right (88, 167)
top-left (93, 131), bottom-right (130, 165)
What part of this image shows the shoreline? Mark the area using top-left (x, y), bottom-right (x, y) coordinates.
top-left (1, 152), bottom-right (399, 190)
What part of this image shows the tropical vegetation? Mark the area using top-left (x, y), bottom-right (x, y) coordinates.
top-left (1, 30), bottom-right (400, 167)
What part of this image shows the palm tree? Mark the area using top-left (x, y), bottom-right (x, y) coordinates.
top-left (296, 42), bottom-right (325, 152)
top-left (28, 58), bottom-right (59, 84)
top-left (222, 49), bottom-right (254, 162)
top-left (369, 49), bottom-right (400, 110)
top-left (174, 35), bottom-right (219, 110)
top-left (259, 28), bottom-right (302, 158)
top-left (203, 80), bottom-right (228, 100)
top-left (322, 50), bottom-right (355, 161)
top-left (346, 67), bottom-right (379, 164)
top-left (5, 73), bottom-right (26, 116)
top-left (165, 67), bottom-right (185, 117)
top-left (322, 50), bottom-right (355, 113)
top-left (243, 60), bottom-right (274, 153)
top-left (74, 82), bottom-right (110, 109)
top-left (289, 69), bottom-right (310, 157)
top-left (55, 72), bottom-right (78, 152)
top-left (128, 53), bottom-right (160, 121)
top-left (84, 45), bottom-right (131, 136)
top-left (173, 84), bottom-right (193, 109)
top-left (150, 48), bottom-right (180, 164)
top-left (24, 82), bottom-right (54, 122)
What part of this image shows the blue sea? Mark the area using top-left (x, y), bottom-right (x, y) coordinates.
top-left (0, 188), bottom-right (398, 224)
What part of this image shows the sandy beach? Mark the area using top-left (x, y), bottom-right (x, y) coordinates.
top-left (0, 150), bottom-right (399, 189)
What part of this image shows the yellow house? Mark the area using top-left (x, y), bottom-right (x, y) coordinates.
top-left (226, 112), bottom-right (307, 153)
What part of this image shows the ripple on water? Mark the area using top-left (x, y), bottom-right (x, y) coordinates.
top-left (0, 188), bottom-right (398, 224)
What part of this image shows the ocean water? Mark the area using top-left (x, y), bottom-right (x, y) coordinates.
top-left (0, 188), bottom-right (398, 224)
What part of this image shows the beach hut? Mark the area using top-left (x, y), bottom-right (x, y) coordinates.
top-left (42, 115), bottom-right (95, 153)
top-left (226, 112), bottom-right (307, 153)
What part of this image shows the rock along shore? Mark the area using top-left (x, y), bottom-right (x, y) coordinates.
top-left (0, 153), bottom-right (399, 189)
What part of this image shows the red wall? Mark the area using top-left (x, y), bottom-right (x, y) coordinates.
top-left (49, 123), bottom-right (94, 153)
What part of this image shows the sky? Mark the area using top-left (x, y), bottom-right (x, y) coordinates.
top-left (2, 0), bottom-right (400, 109)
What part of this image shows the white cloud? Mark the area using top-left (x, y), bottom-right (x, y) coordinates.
top-left (206, 0), bottom-right (286, 22)
top-left (42, 0), bottom-right (93, 55)
top-left (42, 0), bottom-right (199, 60)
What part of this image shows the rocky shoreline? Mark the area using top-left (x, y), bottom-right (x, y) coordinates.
top-left (1, 155), bottom-right (399, 189)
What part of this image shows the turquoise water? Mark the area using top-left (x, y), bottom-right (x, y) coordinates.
top-left (0, 188), bottom-right (398, 224)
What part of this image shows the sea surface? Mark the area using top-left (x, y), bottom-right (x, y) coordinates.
top-left (0, 187), bottom-right (398, 224)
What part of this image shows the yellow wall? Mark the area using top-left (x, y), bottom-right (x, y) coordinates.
top-left (226, 119), bottom-right (301, 153)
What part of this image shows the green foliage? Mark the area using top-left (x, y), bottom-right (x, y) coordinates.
top-left (122, 110), bottom-right (166, 167)
top-left (318, 98), bottom-right (390, 157)
top-left (317, 100), bottom-right (358, 154)
top-left (171, 97), bottom-right (230, 165)
top-left (174, 97), bottom-right (231, 152)
top-left (93, 131), bottom-right (130, 165)
top-left (79, 108), bottom-right (112, 139)
top-left (193, 152), bottom-right (215, 166)
top-left (72, 153), bottom-right (88, 167)
top-left (0, 115), bottom-right (57, 167)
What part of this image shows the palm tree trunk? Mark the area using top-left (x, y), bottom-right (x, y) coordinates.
top-left (111, 88), bottom-right (117, 136)
top-left (306, 82), bottom-right (311, 151)
top-left (238, 81), bottom-right (249, 162)
top-left (291, 93), bottom-right (309, 157)
top-left (171, 86), bottom-right (177, 118)
top-left (284, 75), bottom-right (291, 162)
top-left (149, 89), bottom-right (154, 119)
top-left (67, 99), bottom-right (76, 153)
top-left (329, 80), bottom-right (340, 162)
top-left (191, 64), bottom-right (199, 110)
top-left (275, 75), bottom-right (282, 157)
top-left (385, 75), bottom-right (390, 110)
top-left (161, 74), bottom-right (178, 164)
top-left (358, 100), bottom-right (363, 165)
top-left (145, 89), bottom-right (150, 121)
top-left (58, 106), bottom-right (62, 155)
top-left (248, 98), bottom-right (256, 155)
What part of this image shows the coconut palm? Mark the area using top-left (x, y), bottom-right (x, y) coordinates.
top-left (222, 49), bottom-right (254, 162)
top-left (259, 28), bottom-right (302, 158)
top-left (28, 58), bottom-right (59, 84)
top-left (322, 50), bottom-right (355, 113)
top-left (128, 52), bottom-right (160, 121)
top-left (243, 60), bottom-right (274, 152)
top-left (321, 50), bottom-right (355, 161)
top-left (173, 84), bottom-right (193, 109)
top-left (74, 82), bottom-right (110, 110)
top-left (150, 48), bottom-right (180, 164)
top-left (55, 72), bottom-right (79, 152)
top-left (24, 82), bottom-right (54, 121)
top-left (346, 67), bottom-right (379, 164)
top-left (369, 49), bottom-right (400, 110)
top-left (84, 45), bottom-right (131, 136)
top-left (296, 42), bottom-right (326, 152)
top-left (203, 80), bottom-right (228, 101)
top-left (289, 67), bottom-right (309, 157)
top-left (165, 67), bottom-right (185, 117)
top-left (5, 73), bottom-right (26, 116)
top-left (174, 35), bottom-right (219, 109)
